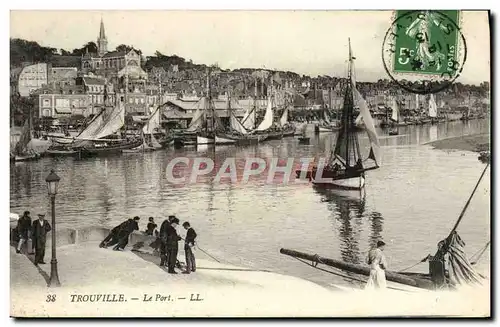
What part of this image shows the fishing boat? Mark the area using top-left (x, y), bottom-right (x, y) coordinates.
top-left (278, 98), bottom-right (296, 137)
top-left (282, 163), bottom-right (489, 291)
top-left (78, 138), bottom-right (143, 157)
top-left (124, 106), bottom-right (165, 153)
top-left (11, 115), bottom-right (41, 163)
top-left (214, 92), bottom-right (265, 145)
top-left (388, 98), bottom-right (400, 136)
top-left (250, 93), bottom-right (282, 140)
top-left (46, 146), bottom-right (81, 157)
top-left (295, 39), bottom-right (381, 190)
top-left (428, 94), bottom-right (438, 124)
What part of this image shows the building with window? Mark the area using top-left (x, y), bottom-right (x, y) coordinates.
top-left (80, 18), bottom-right (147, 81)
top-left (17, 63), bottom-right (48, 96)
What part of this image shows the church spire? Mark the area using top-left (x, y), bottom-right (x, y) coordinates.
top-left (99, 17), bottom-right (106, 39)
top-left (97, 16), bottom-right (108, 56)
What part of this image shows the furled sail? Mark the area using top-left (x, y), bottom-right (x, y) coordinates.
top-left (143, 106), bottom-right (161, 135)
top-left (256, 96), bottom-right (274, 131)
top-left (242, 100), bottom-right (256, 130)
top-left (280, 105), bottom-right (289, 127)
top-left (428, 94), bottom-right (438, 118)
top-left (93, 102), bottom-right (126, 140)
top-left (14, 119), bottom-right (31, 155)
top-left (391, 98), bottom-right (400, 122)
top-left (230, 113), bottom-right (248, 134)
top-left (354, 88), bottom-right (381, 166)
top-left (323, 109), bottom-right (331, 124)
top-left (75, 109), bottom-right (106, 140)
top-left (187, 97), bottom-right (205, 132)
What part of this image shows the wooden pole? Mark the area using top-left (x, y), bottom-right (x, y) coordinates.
top-left (280, 248), bottom-right (435, 290)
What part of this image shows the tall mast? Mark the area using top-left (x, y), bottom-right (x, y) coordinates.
top-left (204, 69), bottom-right (209, 133)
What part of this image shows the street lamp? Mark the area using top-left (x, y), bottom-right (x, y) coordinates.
top-left (45, 169), bottom-right (61, 287)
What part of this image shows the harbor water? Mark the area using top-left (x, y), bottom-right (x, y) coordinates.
top-left (10, 119), bottom-right (490, 289)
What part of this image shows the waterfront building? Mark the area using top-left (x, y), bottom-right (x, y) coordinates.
top-left (17, 63), bottom-right (48, 97)
top-left (76, 76), bottom-right (116, 115)
top-left (36, 85), bottom-right (90, 118)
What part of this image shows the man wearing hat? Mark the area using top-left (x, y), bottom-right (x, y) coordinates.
top-left (165, 217), bottom-right (182, 274)
top-left (16, 211), bottom-right (32, 254)
top-left (31, 213), bottom-right (52, 265)
top-left (365, 240), bottom-right (388, 290)
top-left (158, 215), bottom-right (176, 267)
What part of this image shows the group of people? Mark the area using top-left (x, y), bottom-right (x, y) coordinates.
top-left (99, 215), bottom-right (197, 274)
top-left (14, 211), bottom-right (52, 265)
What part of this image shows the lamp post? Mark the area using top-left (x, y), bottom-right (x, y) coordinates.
top-left (45, 169), bottom-right (61, 287)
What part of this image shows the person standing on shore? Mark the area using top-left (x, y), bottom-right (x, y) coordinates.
top-left (16, 211), bottom-right (32, 254)
top-left (145, 217), bottom-right (157, 236)
top-left (182, 222), bottom-right (197, 274)
top-left (31, 213), bottom-right (52, 265)
top-left (158, 217), bottom-right (172, 267)
top-left (365, 240), bottom-right (388, 290)
top-left (166, 217), bottom-right (181, 274)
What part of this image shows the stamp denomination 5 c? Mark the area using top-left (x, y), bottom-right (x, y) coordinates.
top-left (382, 10), bottom-right (467, 94)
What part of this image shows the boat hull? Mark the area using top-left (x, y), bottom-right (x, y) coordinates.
top-left (298, 137), bottom-right (310, 145)
top-left (197, 135), bottom-right (215, 145)
top-left (12, 153), bottom-right (40, 162)
top-left (215, 134), bottom-right (237, 145)
top-left (79, 139), bottom-right (143, 157)
top-left (296, 166), bottom-right (367, 190)
top-left (313, 175), bottom-right (365, 190)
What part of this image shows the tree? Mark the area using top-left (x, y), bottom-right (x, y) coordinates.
top-left (71, 42), bottom-right (98, 56)
top-left (115, 44), bottom-right (142, 55)
top-left (60, 49), bottom-right (72, 56)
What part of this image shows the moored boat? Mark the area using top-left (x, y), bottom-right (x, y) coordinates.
top-left (78, 138), bottom-right (143, 157)
top-left (46, 146), bottom-right (81, 157)
top-left (295, 39), bottom-right (380, 190)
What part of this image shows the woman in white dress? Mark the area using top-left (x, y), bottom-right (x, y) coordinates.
top-left (365, 240), bottom-right (388, 290)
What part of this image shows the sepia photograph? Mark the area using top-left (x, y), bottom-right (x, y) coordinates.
top-left (8, 9), bottom-right (491, 318)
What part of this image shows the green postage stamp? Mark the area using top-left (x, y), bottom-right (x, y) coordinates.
top-left (382, 10), bottom-right (467, 94)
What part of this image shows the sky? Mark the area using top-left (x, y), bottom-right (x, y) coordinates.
top-left (10, 10), bottom-right (490, 84)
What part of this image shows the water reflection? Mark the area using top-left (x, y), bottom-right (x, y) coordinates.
top-left (313, 186), bottom-right (367, 264)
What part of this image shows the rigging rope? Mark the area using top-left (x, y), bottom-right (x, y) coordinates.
top-left (469, 241), bottom-right (490, 265)
top-left (397, 255), bottom-right (430, 273)
top-left (448, 163), bottom-right (489, 237)
top-left (292, 256), bottom-right (415, 293)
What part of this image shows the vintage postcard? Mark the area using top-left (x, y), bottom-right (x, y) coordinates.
top-left (9, 10), bottom-right (490, 317)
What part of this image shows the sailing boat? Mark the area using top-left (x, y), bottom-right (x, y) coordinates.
top-left (279, 99), bottom-right (296, 137)
top-left (388, 98), bottom-right (400, 136)
top-left (295, 39), bottom-right (381, 190)
top-left (428, 94), bottom-right (438, 124)
top-left (315, 108), bottom-right (339, 133)
top-left (123, 106), bottom-right (164, 153)
top-left (214, 92), bottom-right (265, 145)
top-left (11, 118), bottom-right (40, 162)
top-left (251, 94), bottom-right (282, 140)
top-left (196, 72), bottom-right (216, 145)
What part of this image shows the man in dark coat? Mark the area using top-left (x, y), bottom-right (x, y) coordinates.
top-left (113, 216), bottom-right (140, 251)
top-left (182, 222), bottom-right (197, 274)
top-left (31, 213), bottom-right (52, 265)
top-left (16, 211), bottom-right (32, 254)
top-left (166, 217), bottom-right (181, 274)
top-left (145, 217), bottom-right (157, 236)
top-left (100, 219), bottom-right (131, 248)
top-left (158, 215), bottom-right (176, 267)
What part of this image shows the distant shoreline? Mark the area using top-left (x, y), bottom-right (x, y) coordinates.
top-left (425, 133), bottom-right (490, 153)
